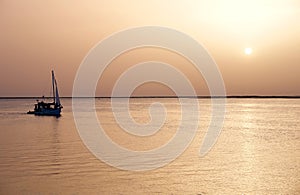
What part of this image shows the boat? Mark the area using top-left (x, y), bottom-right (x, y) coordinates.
top-left (27, 70), bottom-right (63, 116)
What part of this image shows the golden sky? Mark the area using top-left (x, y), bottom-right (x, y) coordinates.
top-left (0, 0), bottom-right (299, 96)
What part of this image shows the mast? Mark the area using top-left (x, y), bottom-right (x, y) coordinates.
top-left (52, 70), bottom-right (55, 103)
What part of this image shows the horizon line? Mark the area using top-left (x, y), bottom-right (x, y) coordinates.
top-left (1, 95), bottom-right (300, 99)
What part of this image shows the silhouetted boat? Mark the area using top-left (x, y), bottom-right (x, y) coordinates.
top-left (27, 70), bottom-right (63, 116)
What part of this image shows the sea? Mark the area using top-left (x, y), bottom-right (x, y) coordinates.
top-left (0, 98), bottom-right (299, 194)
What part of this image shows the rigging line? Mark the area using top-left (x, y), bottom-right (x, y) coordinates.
top-left (49, 78), bottom-right (52, 99)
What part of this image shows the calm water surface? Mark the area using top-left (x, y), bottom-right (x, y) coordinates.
top-left (0, 98), bottom-right (299, 194)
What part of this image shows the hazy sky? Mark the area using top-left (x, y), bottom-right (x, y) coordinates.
top-left (1, 0), bottom-right (299, 96)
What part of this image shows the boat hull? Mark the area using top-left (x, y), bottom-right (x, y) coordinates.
top-left (27, 108), bottom-right (61, 116)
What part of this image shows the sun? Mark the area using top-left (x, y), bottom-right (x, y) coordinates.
top-left (244, 47), bottom-right (253, 55)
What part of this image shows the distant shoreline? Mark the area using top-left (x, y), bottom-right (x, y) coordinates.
top-left (1, 96), bottom-right (300, 99)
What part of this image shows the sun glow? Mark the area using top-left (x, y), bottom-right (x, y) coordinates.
top-left (244, 47), bottom-right (253, 55)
